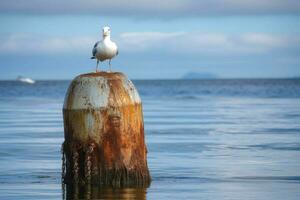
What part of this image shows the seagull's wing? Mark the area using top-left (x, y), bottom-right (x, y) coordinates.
top-left (93, 41), bottom-right (100, 48)
top-left (91, 41), bottom-right (99, 59)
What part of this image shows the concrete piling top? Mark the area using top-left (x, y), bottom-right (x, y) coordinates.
top-left (63, 72), bottom-right (141, 110)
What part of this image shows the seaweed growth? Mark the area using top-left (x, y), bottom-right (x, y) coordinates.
top-left (61, 141), bottom-right (151, 187)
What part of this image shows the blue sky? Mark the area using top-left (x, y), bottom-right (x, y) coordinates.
top-left (0, 0), bottom-right (300, 79)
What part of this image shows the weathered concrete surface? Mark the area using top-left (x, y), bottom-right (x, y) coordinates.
top-left (62, 72), bottom-right (151, 187)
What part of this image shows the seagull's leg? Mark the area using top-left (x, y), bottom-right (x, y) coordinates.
top-left (109, 60), bottom-right (112, 72)
top-left (96, 60), bottom-right (99, 72)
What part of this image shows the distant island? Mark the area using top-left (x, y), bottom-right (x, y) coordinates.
top-left (182, 72), bottom-right (218, 79)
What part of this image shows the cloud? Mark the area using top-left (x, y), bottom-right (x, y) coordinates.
top-left (0, 32), bottom-right (297, 57)
top-left (0, 0), bottom-right (299, 17)
top-left (0, 33), bottom-right (96, 54)
top-left (119, 32), bottom-right (184, 51)
top-left (119, 32), bottom-right (296, 55)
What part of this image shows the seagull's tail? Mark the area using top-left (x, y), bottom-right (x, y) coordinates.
top-left (90, 56), bottom-right (95, 59)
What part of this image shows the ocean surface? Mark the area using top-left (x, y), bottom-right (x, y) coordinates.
top-left (0, 79), bottom-right (300, 200)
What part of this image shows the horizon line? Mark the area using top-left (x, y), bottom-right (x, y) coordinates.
top-left (1, 77), bottom-right (300, 81)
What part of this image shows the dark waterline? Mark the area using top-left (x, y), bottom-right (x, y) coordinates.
top-left (0, 79), bottom-right (300, 199)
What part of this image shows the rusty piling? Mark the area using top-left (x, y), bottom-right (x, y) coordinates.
top-left (62, 72), bottom-right (151, 187)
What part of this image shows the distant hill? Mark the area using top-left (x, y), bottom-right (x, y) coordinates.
top-left (182, 72), bottom-right (218, 79)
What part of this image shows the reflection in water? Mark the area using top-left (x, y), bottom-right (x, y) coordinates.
top-left (62, 183), bottom-right (147, 200)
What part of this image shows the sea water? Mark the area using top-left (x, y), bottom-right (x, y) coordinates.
top-left (0, 79), bottom-right (300, 200)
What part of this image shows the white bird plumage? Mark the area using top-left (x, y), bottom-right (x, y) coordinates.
top-left (91, 26), bottom-right (118, 72)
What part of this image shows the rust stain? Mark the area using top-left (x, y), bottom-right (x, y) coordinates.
top-left (80, 71), bottom-right (124, 79)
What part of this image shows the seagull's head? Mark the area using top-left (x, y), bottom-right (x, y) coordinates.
top-left (102, 26), bottom-right (111, 37)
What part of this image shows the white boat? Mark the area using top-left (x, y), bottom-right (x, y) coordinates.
top-left (17, 76), bottom-right (36, 84)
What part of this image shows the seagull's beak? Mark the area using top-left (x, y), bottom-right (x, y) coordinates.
top-left (103, 31), bottom-right (108, 36)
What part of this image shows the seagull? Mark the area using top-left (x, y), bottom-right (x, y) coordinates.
top-left (91, 26), bottom-right (118, 72)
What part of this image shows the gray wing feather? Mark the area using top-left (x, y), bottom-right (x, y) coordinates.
top-left (92, 41), bottom-right (99, 57)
